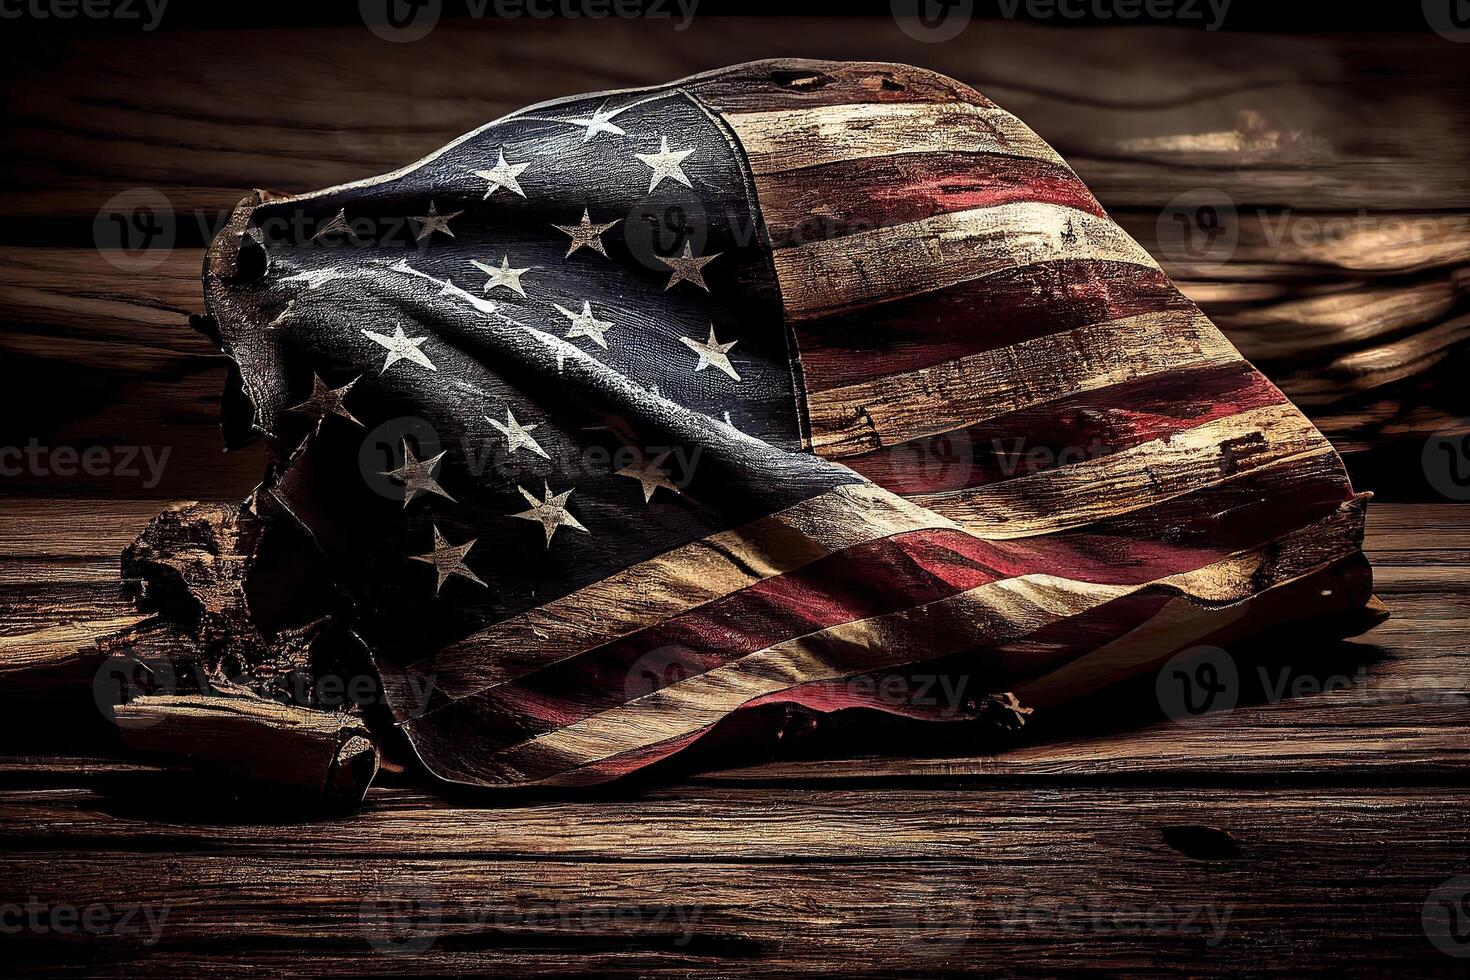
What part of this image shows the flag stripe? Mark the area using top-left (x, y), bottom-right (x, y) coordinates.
top-left (913, 404), bottom-right (1335, 540)
top-left (755, 152), bottom-right (1106, 251)
top-left (409, 502), bottom-right (1307, 743)
top-left (794, 260), bottom-right (1191, 392)
top-left (841, 360), bottom-right (1283, 495)
top-left (405, 500), bottom-right (1364, 786)
top-left (725, 101), bottom-right (1066, 176)
top-left (494, 552), bottom-right (1370, 786)
top-left (807, 310), bottom-right (1241, 457)
top-left (396, 483), bottom-right (961, 705)
top-left (772, 202), bottom-right (1160, 321)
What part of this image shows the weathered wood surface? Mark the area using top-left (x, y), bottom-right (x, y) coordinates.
top-left (0, 787), bottom-right (1467, 975)
top-left (5, 22), bottom-right (1468, 214)
top-left (1, 498), bottom-right (1468, 974)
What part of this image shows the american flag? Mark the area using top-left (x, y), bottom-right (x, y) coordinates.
top-left (202, 59), bottom-right (1374, 787)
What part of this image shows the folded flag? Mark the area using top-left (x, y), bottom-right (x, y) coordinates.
top-left (202, 59), bottom-right (1378, 787)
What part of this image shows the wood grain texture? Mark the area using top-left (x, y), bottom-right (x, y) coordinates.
top-left (0, 490), bottom-right (1465, 974)
top-left (1, 787), bottom-right (1468, 975)
top-left (5, 23), bottom-right (1469, 213)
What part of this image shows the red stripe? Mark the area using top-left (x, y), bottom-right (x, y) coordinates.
top-left (411, 512), bottom-right (1282, 746)
top-left (758, 153), bottom-right (1104, 250)
top-left (1050, 450), bottom-right (1353, 554)
top-left (796, 260), bottom-right (1190, 392)
top-left (844, 362), bottom-right (1285, 495)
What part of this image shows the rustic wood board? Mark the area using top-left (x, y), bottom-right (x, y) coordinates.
top-left (0, 787), bottom-right (1467, 975)
top-left (5, 22), bottom-right (1469, 214)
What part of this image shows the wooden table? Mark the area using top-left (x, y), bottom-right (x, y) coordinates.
top-left (2, 16), bottom-right (1468, 976)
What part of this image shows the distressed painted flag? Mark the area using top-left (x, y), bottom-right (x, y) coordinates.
top-left (201, 59), bottom-right (1379, 788)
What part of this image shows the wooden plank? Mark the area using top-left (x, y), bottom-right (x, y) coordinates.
top-left (1, 787), bottom-right (1467, 975)
top-left (0, 780), bottom-right (1460, 860)
top-left (0, 248), bottom-right (207, 371)
top-left (0, 499), bottom-right (179, 559)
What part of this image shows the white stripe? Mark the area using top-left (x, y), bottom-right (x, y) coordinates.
top-left (773, 201), bottom-right (1159, 319)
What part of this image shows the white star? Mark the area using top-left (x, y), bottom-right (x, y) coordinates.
top-left (362, 325), bottom-right (436, 374)
top-left (511, 483), bottom-right (589, 547)
top-left (409, 525), bottom-right (486, 595)
top-left (680, 324), bottom-right (741, 381)
top-left (312, 209), bottom-right (351, 241)
top-left (473, 148), bottom-right (529, 199)
top-left (286, 373), bottom-right (363, 433)
top-left (657, 242), bottom-right (721, 292)
top-left (552, 209), bottom-right (620, 259)
top-left (566, 103), bottom-right (626, 142)
top-left (553, 301), bottom-right (613, 349)
top-left (470, 255), bottom-right (531, 297)
top-left (382, 437), bottom-right (454, 508)
top-left (635, 136), bottom-right (695, 193)
top-left (409, 201), bottom-right (461, 240)
top-left (616, 451), bottom-right (680, 503)
top-left (487, 407), bottom-right (549, 459)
